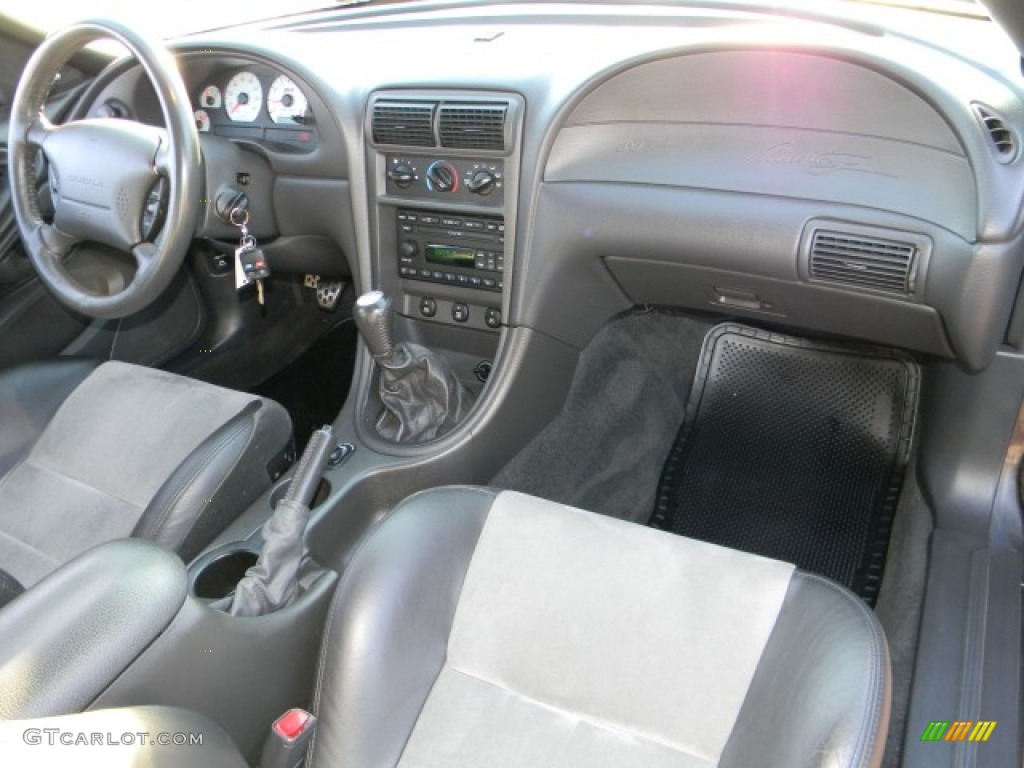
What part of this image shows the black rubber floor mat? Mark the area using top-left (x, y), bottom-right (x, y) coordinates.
top-left (651, 323), bottom-right (919, 603)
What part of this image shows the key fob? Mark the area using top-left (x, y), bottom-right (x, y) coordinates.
top-left (237, 245), bottom-right (271, 282)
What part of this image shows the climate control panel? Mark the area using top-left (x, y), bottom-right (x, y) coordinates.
top-left (385, 154), bottom-right (504, 207)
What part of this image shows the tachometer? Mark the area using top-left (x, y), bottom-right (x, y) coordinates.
top-left (267, 75), bottom-right (309, 125)
top-left (224, 71), bottom-right (262, 123)
top-left (199, 85), bottom-right (222, 109)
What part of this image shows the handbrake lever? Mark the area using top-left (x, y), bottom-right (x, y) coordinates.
top-left (283, 426), bottom-right (333, 508)
top-left (226, 425), bottom-right (334, 617)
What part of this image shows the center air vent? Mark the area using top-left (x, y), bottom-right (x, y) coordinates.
top-left (809, 230), bottom-right (919, 295)
top-left (973, 104), bottom-right (1017, 163)
top-left (438, 103), bottom-right (508, 150)
top-left (372, 101), bottom-right (436, 147)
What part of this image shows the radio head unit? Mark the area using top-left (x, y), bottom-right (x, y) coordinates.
top-left (397, 208), bottom-right (504, 293)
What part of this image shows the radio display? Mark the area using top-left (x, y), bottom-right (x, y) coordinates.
top-left (425, 244), bottom-right (476, 269)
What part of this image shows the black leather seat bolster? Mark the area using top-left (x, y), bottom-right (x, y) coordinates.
top-left (719, 572), bottom-right (891, 768)
top-left (0, 539), bottom-right (186, 720)
top-left (132, 398), bottom-right (293, 562)
top-left (0, 358), bottom-right (100, 479)
top-left (0, 568), bottom-right (24, 611)
top-left (0, 706), bottom-right (247, 767)
top-left (309, 486), bottom-right (498, 767)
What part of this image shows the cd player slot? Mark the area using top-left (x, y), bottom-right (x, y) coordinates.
top-left (396, 208), bottom-right (504, 292)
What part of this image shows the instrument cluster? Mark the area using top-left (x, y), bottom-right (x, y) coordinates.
top-left (191, 66), bottom-right (316, 153)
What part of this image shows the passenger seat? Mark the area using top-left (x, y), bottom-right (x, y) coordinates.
top-left (0, 487), bottom-right (890, 768)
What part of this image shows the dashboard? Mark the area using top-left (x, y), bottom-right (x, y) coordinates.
top-left (72, 1), bottom-right (1024, 373)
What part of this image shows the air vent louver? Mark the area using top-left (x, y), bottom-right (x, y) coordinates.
top-left (809, 230), bottom-right (917, 295)
top-left (372, 101), bottom-right (436, 147)
top-left (438, 103), bottom-right (507, 150)
top-left (973, 104), bottom-right (1017, 162)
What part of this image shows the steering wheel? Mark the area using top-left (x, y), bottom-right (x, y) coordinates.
top-left (7, 20), bottom-right (200, 319)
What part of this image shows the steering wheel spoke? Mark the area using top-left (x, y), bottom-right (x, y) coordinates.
top-left (33, 222), bottom-right (79, 261)
top-left (154, 140), bottom-right (172, 175)
top-left (25, 116), bottom-right (54, 147)
top-left (132, 241), bottom-right (159, 273)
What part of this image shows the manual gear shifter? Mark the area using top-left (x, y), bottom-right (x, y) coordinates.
top-left (353, 290), bottom-right (475, 443)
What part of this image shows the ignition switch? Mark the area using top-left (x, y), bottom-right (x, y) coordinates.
top-left (214, 186), bottom-right (248, 222)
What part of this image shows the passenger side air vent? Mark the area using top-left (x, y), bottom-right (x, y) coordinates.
top-left (809, 230), bottom-right (918, 295)
top-left (371, 101), bottom-right (436, 147)
top-left (973, 104), bottom-right (1017, 163)
top-left (438, 103), bottom-right (508, 150)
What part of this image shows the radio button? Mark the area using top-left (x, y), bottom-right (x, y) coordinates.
top-left (469, 276), bottom-right (482, 287)
top-left (444, 273), bottom-right (456, 282)
top-left (420, 215), bottom-right (440, 225)
top-left (406, 213), bottom-right (418, 222)
top-left (456, 275), bottom-right (469, 285)
top-left (475, 252), bottom-right (488, 269)
top-left (464, 220), bottom-right (484, 231)
top-left (485, 222), bottom-right (498, 233)
top-left (441, 217), bottom-right (462, 227)
top-left (452, 303), bottom-right (469, 323)
top-left (420, 297), bottom-right (437, 317)
top-left (419, 269), bottom-right (432, 278)
top-left (483, 278), bottom-right (497, 289)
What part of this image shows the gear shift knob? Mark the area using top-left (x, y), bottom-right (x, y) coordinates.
top-left (353, 290), bottom-right (395, 361)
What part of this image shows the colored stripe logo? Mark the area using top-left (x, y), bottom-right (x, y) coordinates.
top-left (920, 721), bottom-right (997, 742)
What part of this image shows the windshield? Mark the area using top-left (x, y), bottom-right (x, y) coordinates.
top-left (0, 0), bottom-right (345, 38)
top-left (0, 0), bottom-right (988, 40)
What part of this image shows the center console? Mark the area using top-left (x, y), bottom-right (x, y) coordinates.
top-left (368, 91), bottom-right (523, 334)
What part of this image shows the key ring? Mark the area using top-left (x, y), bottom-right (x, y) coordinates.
top-left (229, 207), bottom-right (250, 229)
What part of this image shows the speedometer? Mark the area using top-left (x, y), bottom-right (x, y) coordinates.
top-left (267, 75), bottom-right (309, 124)
top-left (224, 72), bottom-right (262, 123)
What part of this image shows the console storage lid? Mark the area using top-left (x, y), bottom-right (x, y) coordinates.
top-left (0, 539), bottom-right (187, 719)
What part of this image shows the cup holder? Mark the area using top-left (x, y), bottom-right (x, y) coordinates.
top-left (189, 544), bottom-right (260, 600)
top-left (270, 477), bottom-right (331, 509)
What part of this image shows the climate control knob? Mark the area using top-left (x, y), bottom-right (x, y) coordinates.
top-left (466, 169), bottom-right (497, 196)
top-left (425, 161), bottom-right (458, 193)
top-left (387, 164), bottom-right (415, 189)
top-left (399, 240), bottom-right (418, 258)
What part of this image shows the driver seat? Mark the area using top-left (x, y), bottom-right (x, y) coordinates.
top-left (0, 358), bottom-right (291, 603)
